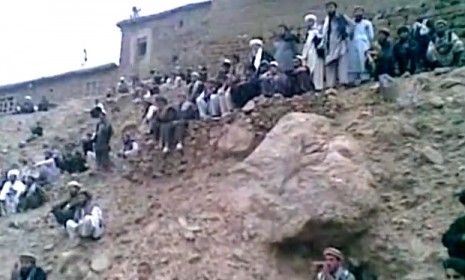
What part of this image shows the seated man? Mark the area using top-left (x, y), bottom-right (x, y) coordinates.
top-left (51, 181), bottom-right (81, 227)
top-left (173, 93), bottom-right (197, 151)
top-left (10, 253), bottom-right (47, 280)
top-left (117, 77), bottom-right (130, 94)
top-left (18, 176), bottom-right (47, 212)
top-left (443, 213), bottom-right (465, 259)
top-left (366, 28), bottom-right (395, 80)
top-left (65, 190), bottom-right (104, 240)
top-left (260, 61), bottom-right (291, 97)
top-left (316, 248), bottom-right (355, 280)
top-left (290, 57), bottom-right (312, 95)
top-left (118, 133), bottom-right (139, 158)
top-left (19, 96), bottom-right (35, 114)
top-left (187, 72), bottom-right (205, 103)
top-left (154, 96), bottom-right (178, 153)
top-left (217, 75), bottom-right (234, 116)
top-left (427, 19), bottom-right (464, 68)
top-left (0, 169), bottom-right (26, 215)
top-left (196, 79), bottom-right (221, 119)
top-left (37, 96), bottom-right (49, 112)
top-left (393, 26), bottom-right (417, 76)
top-left (81, 132), bottom-right (95, 158)
top-left (35, 150), bottom-right (60, 186)
top-left (30, 122), bottom-right (44, 137)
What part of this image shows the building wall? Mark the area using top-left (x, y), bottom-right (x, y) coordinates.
top-left (119, 5), bottom-right (211, 78)
top-left (0, 68), bottom-right (118, 105)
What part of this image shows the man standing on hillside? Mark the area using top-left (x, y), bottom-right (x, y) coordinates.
top-left (94, 108), bottom-right (113, 171)
top-left (320, 1), bottom-right (354, 92)
top-left (347, 6), bottom-right (374, 85)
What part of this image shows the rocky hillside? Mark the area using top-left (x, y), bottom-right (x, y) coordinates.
top-left (0, 68), bottom-right (465, 279)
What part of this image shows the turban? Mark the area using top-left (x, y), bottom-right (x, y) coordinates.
top-left (120, 76), bottom-right (125, 81)
top-left (20, 253), bottom-right (37, 262)
top-left (436, 19), bottom-right (448, 27)
top-left (270, 61), bottom-right (279, 67)
top-left (7, 169), bottom-right (20, 178)
top-left (324, 247), bottom-right (344, 261)
top-left (223, 58), bottom-right (232, 65)
top-left (67, 181), bottom-right (82, 189)
top-left (325, 1), bottom-right (338, 8)
top-left (191, 71), bottom-right (200, 77)
top-left (354, 5), bottom-right (365, 12)
top-left (304, 14), bottom-right (317, 22)
top-left (378, 27), bottom-right (391, 36)
top-left (249, 39), bottom-right (263, 47)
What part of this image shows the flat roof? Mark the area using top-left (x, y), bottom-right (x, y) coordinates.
top-left (0, 63), bottom-right (118, 93)
top-left (117, 1), bottom-right (212, 29)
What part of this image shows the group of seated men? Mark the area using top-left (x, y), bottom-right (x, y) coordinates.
top-left (16, 96), bottom-right (50, 114)
top-left (0, 169), bottom-right (47, 216)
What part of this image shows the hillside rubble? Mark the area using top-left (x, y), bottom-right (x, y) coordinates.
top-left (0, 68), bottom-right (465, 279)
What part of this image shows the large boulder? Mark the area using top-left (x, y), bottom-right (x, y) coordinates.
top-left (227, 113), bottom-right (378, 246)
top-left (217, 119), bottom-right (255, 155)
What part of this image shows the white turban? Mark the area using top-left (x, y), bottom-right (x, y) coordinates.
top-left (270, 61), bottom-right (279, 67)
top-left (249, 39), bottom-right (263, 47)
top-left (25, 96), bottom-right (32, 100)
top-left (120, 76), bottom-right (125, 81)
top-left (7, 169), bottom-right (20, 178)
top-left (223, 58), bottom-right (232, 64)
top-left (304, 14), bottom-right (317, 22)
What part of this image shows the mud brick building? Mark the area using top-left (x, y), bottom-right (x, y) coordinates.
top-left (0, 63), bottom-right (118, 110)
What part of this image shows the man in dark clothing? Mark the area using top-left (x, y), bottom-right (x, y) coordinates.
top-left (18, 176), bottom-right (47, 212)
top-left (290, 57), bottom-right (312, 95)
top-left (412, 18), bottom-right (435, 71)
top-left (51, 181), bottom-right (81, 227)
top-left (37, 96), bottom-right (49, 112)
top-left (393, 26), bottom-right (417, 76)
top-left (10, 254), bottom-right (47, 280)
top-left (82, 132), bottom-right (94, 157)
top-left (94, 109), bottom-right (113, 170)
top-left (187, 72), bottom-right (205, 103)
top-left (248, 38), bottom-right (275, 73)
top-left (444, 258), bottom-right (465, 279)
top-left (231, 65), bottom-right (262, 108)
top-left (260, 61), bottom-right (291, 97)
top-left (369, 28), bottom-right (395, 79)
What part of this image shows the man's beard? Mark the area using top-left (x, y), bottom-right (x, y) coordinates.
top-left (355, 16), bottom-right (362, 22)
top-left (437, 30), bottom-right (446, 37)
top-left (20, 267), bottom-right (33, 277)
top-left (328, 11), bottom-right (336, 17)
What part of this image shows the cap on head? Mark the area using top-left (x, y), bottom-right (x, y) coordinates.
top-left (378, 27), bottom-right (391, 36)
top-left (79, 189), bottom-right (92, 200)
top-left (304, 14), bottom-right (317, 22)
top-left (67, 180), bottom-right (82, 189)
top-left (326, 1), bottom-right (338, 8)
top-left (436, 19), bottom-right (448, 27)
top-left (397, 25), bottom-right (410, 35)
top-left (270, 61), bottom-right (279, 67)
top-left (223, 58), bottom-right (232, 65)
top-left (20, 253), bottom-right (36, 263)
top-left (25, 96), bottom-right (32, 100)
top-left (249, 39), bottom-right (264, 47)
top-left (353, 5), bottom-right (364, 12)
top-left (323, 247), bottom-right (344, 261)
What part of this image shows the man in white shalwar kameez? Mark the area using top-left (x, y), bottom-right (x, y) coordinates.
top-left (0, 169), bottom-right (26, 215)
top-left (302, 14), bottom-right (325, 92)
top-left (320, 1), bottom-right (354, 91)
top-left (65, 190), bottom-right (104, 240)
top-left (347, 6), bottom-right (374, 85)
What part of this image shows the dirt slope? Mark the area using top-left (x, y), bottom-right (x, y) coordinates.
top-left (0, 68), bottom-right (465, 279)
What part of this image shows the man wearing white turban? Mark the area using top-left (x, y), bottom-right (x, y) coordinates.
top-left (0, 169), bottom-right (26, 215)
top-left (302, 13), bottom-right (325, 92)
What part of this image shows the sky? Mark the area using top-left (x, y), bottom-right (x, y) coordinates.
top-left (0, 0), bottom-right (201, 85)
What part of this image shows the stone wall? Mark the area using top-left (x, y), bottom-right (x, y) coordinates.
top-left (0, 64), bottom-right (118, 106)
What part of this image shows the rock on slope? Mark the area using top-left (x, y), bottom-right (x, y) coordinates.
top-left (227, 112), bottom-right (378, 246)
